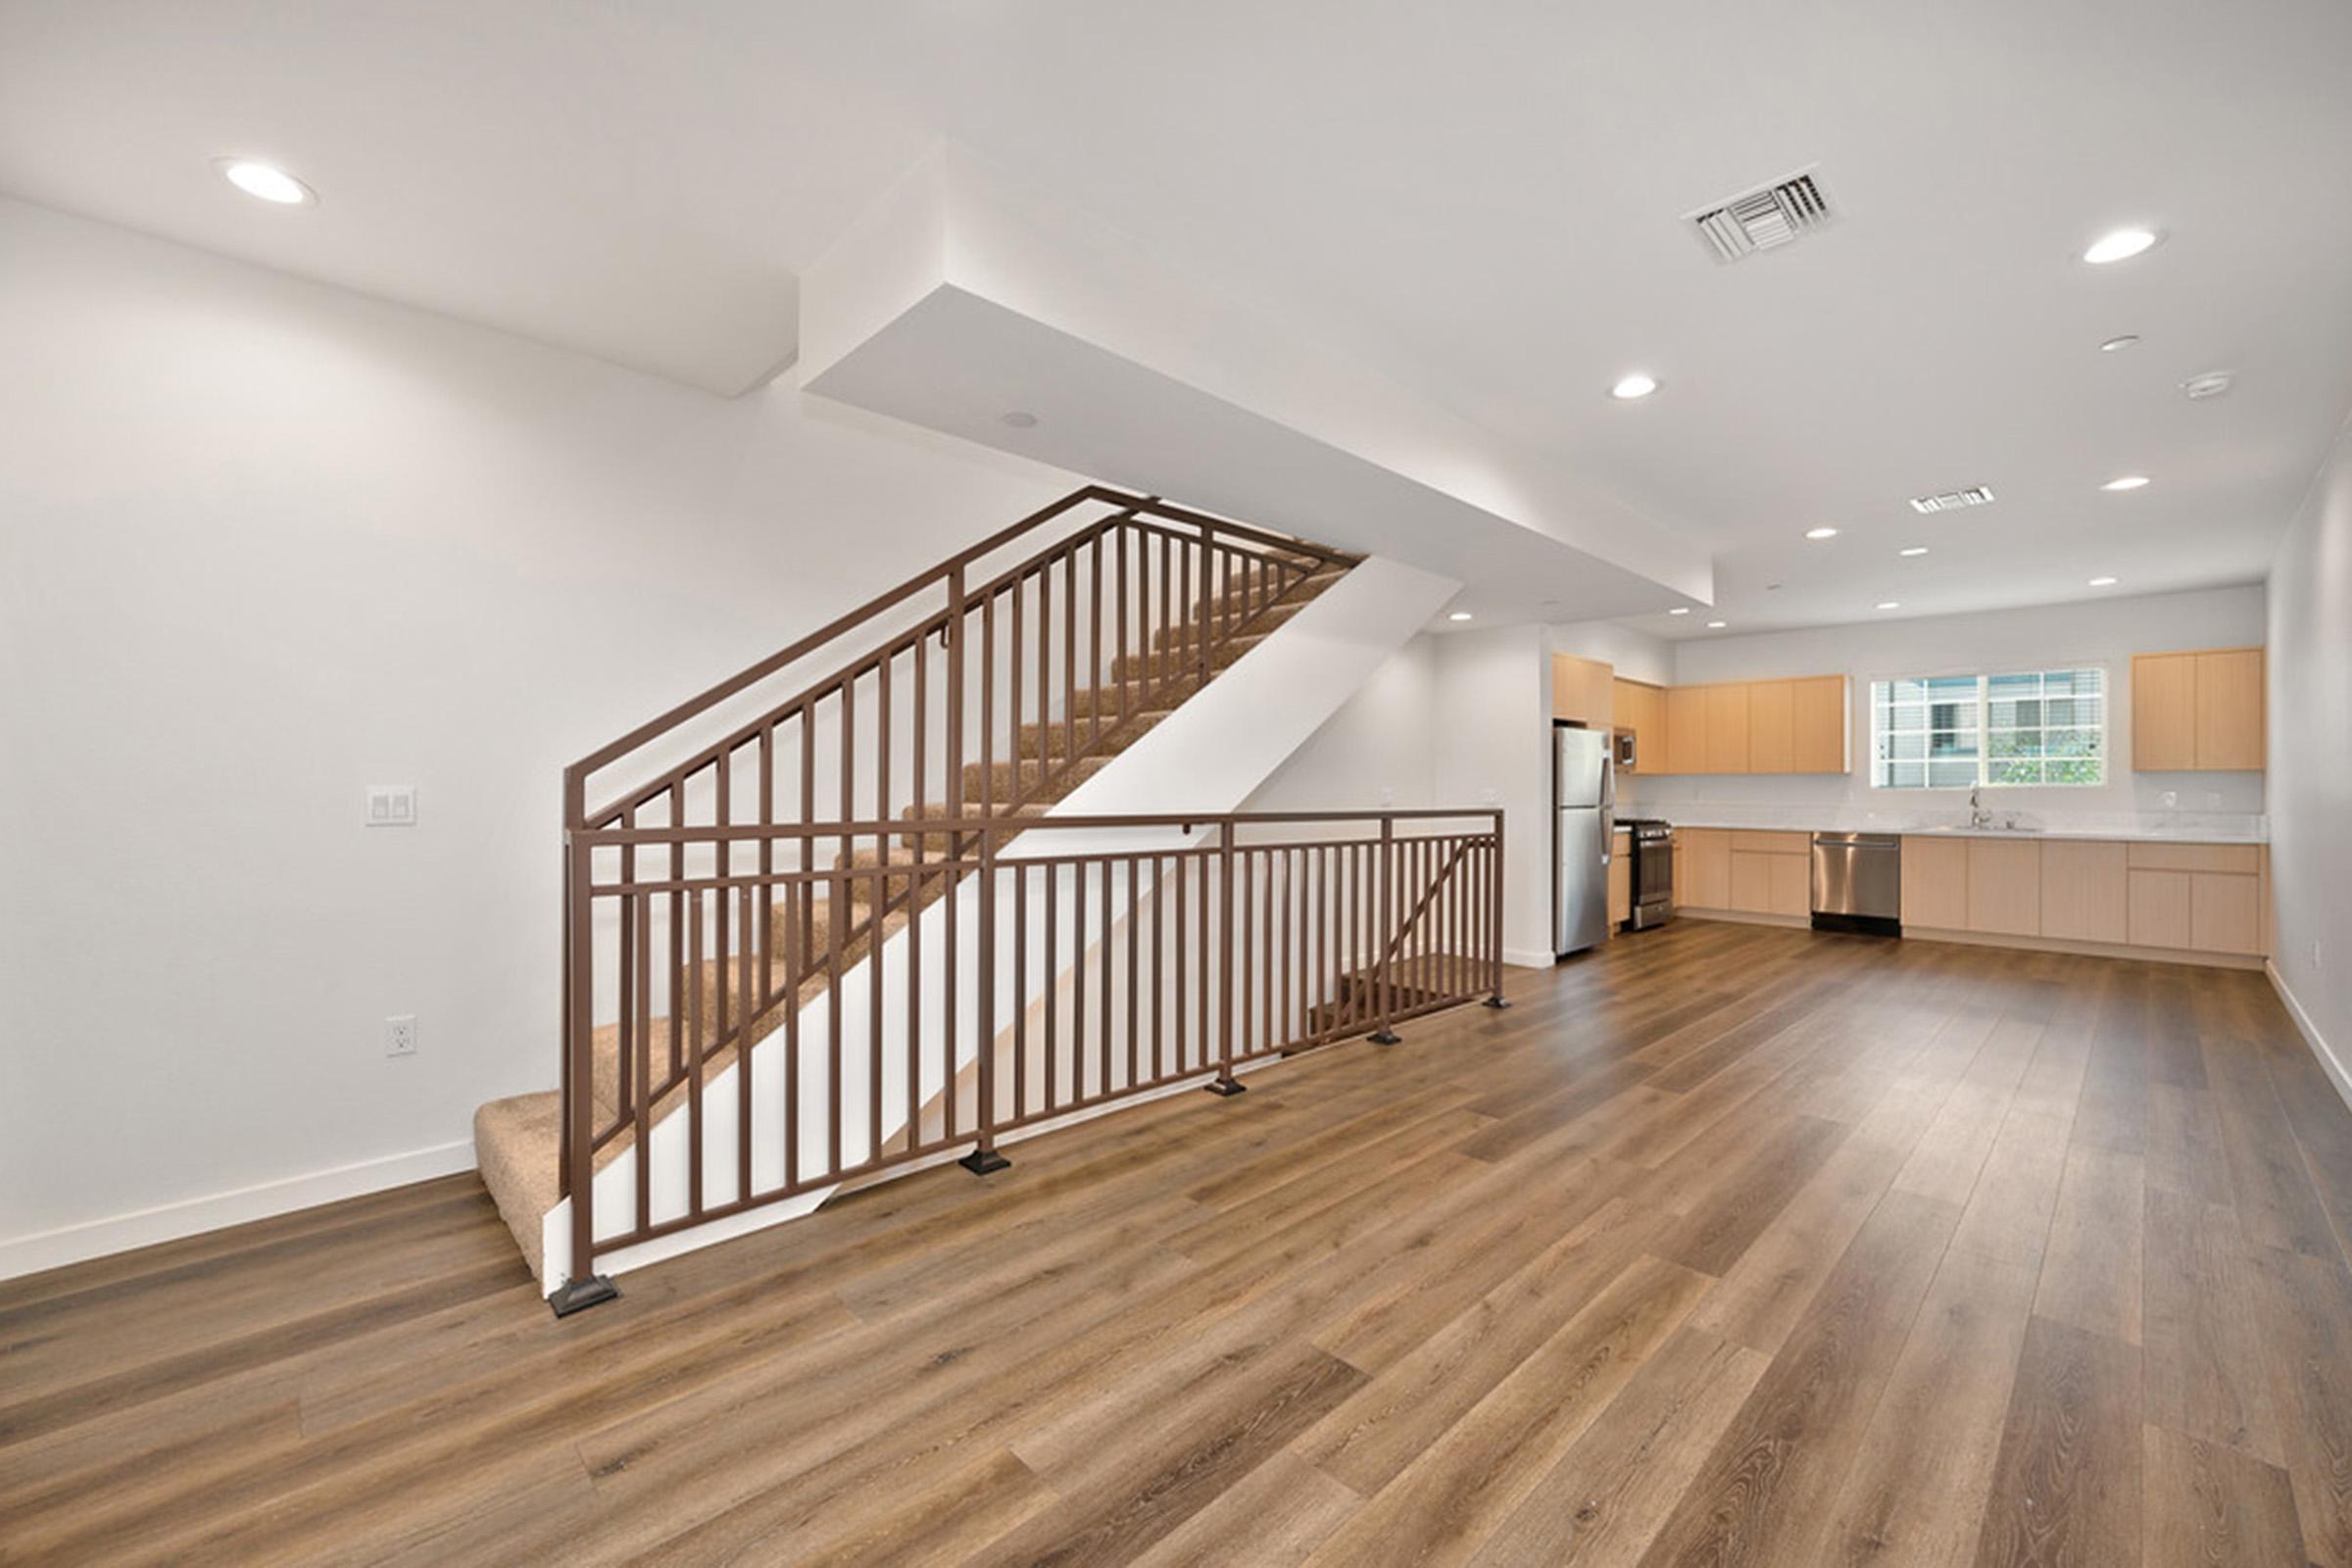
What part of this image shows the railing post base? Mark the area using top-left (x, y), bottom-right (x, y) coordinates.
top-left (1202, 1076), bottom-right (1248, 1097)
top-left (958, 1147), bottom-right (1012, 1176)
top-left (547, 1276), bottom-right (619, 1318)
top-left (1368, 1029), bottom-right (1402, 1046)
top-left (1484, 996), bottom-right (1510, 1009)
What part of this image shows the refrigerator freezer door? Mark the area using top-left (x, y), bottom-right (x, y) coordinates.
top-left (1556, 806), bottom-right (1610, 955)
top-left (1554, 726), bottom-right (1609, 809)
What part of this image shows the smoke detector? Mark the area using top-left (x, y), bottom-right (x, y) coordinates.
top-left (1908, 486), bottom-right (1996, 514)
top-left (1687, 167), bottom-right (1839, 263)
top-left (2180, 371), bottom-right (2233, 401)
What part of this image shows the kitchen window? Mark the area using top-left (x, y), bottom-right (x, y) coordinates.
top-left (1869, 666), bottom-right (2105, 789)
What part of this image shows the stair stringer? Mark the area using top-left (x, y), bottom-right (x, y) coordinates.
top-left (540, 555), bottom-right (1459, 1289)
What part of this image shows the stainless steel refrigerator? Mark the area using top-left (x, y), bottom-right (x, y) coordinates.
top-left (1555, 725), bottom-right (1616, 956)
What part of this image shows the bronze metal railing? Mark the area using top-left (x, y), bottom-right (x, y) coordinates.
top-left (558, 809), bottom-right (1503, 1294)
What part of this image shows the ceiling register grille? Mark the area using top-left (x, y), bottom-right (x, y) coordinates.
top-left (1688, 168), bottom-right (1838, 262)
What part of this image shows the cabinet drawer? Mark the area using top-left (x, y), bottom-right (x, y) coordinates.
top-left (2126, 843), bottom-right (2261, 875)
top-left (1729, 830), bottom-right (1810, 855)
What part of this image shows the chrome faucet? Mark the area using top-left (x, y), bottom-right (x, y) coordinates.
top-left (1969, 784), bottom-right (1994, 829)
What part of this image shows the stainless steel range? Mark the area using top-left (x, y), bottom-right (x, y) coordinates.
top-left (1621, 818), bottom-right (1676, 931)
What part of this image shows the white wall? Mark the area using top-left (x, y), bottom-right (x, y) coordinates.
top-left (1639, 585), bottom-right (2268, 831)
top-left (1547, 619), bottom-right (1674, 687)
top-left (1430, 625), bottom-right (1552, 966)
top-left (0, 197), bottom-right (1084, 1269)
top-left (1239, 635), bottom-right (1439, 815)
top-left (2266, 414), bottom-right (2352, 1102)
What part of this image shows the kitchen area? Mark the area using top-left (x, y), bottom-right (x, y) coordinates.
top-left (1550, 628), bottom-right (2275, 971)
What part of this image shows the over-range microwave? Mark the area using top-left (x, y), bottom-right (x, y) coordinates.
top-left (1613, 730), bottom-right (1637, 770)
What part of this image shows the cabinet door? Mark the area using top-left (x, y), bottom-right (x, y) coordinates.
top-left (2132, 653), bottom-right (2197, 771)
top-left (2190, 872), bottom-right (2261, 955)
top-left (1705, 684), bottom-right (1751, 775)
top-left (1631, 683), bottom-right (1665, 771)
top-left (1683, 829), bottom-right (1732, 908)
top-left (1748, 680), bottom-right (1794, 774)
top-left (2039, 841), bottom-right (2128, 943)
top-left (2128, 869), bottom-right (2192, 950)
top-left (2193, 650), bottom-right (2264, 770)
top-left (1608, 833), bottom-right (1632, 925)
top-left (1664, 687), bottom-right (1708, 774)
top-left (1901, 837), bottom-right (1970, 929)
top-left (1791, 676), bottom-right (1849, 773)
top-left (1550, 654), bottom-right (1588, 722)
top-left (1729, 851), bottom-right (1773, 913)
top-left (1966, 838), bottom-right (2041, 936)
top-left (1769, 852), bottom-right (1812, 917)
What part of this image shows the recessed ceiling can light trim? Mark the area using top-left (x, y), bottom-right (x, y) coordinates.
top-left (1704, 619), bottom-right (1727, 629)
top-left (2087, 576), bottom-right (2120, 587)
top-left (1609, 372), bottom-right (1659, 401)
top-left (2082, 227), bottom-right (2160, 265)
top-left (1804, 526), bottom-right (1838, 540)
top-left (1876, 601), bottom-right (1901, 611)
top-left (2098, 334), bottom-right (2141, 352)
top-left (216, 158), bottom-right (315, 205)
top-left (1668, 607), bottom-right (1690, 615)
top-left (2100, 474), bottom-right (2150, 492)
top-left (1899, 546), bottom-right (1930, 557)
top-left (1000, 410), bottom-right (1039, 428)
top-left (2180, 371), bottom-right (2233, 400)
top-left (1447, 611), bottom-right (1474, 621)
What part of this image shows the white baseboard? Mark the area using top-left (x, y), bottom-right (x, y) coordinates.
top-left (0, 1140), bottom-right (476, 1283)
top-left (2267, 960), bottom-right (2352, 1114)
top-left (1503, 946), bottom-right (1555, 970)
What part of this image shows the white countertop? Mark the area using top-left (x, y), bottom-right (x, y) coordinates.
top-left (1652, 816), bottom-right (2267, 845)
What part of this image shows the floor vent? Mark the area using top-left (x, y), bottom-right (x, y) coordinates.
top-left (1908, 486), bottom-right (1996, 514)
top-left (1688, 168), bottom-right (1838, 263)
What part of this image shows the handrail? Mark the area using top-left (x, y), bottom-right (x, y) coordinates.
top-left (562, 485), bottom-right (1356, 821)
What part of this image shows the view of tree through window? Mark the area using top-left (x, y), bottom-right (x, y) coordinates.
top-left (1870, 667), bottom-right (2105, 788)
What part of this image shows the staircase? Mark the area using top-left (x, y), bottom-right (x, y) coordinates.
top-left (475, 489), bottom-right (1494, 1300)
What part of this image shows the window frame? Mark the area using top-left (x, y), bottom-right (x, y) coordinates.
top-left (1866, 663), bottom-right (2108, 791)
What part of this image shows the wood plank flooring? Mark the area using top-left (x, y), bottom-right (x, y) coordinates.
top-left (8, 921), bottom-right (2352, 1566)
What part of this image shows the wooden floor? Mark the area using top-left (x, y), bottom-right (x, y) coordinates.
top-left (9, 922), bottom-right (2352, 1566)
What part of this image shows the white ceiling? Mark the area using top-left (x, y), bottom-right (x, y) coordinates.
top-left (7, 0), bottom-right (2351, 634)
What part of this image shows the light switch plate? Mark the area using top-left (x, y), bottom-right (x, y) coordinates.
top-left (366, 785), bottom-right (417, 827)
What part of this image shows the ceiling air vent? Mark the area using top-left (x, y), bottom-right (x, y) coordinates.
top-left (1687, 168), bottom-right (1838, 263)
top-left (1908, 486), bottom-right (1996, 514)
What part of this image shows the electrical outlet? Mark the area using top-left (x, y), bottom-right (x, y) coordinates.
top-left (366, 785), bottom-right (417, 827)
top-left (384, 1014), bottom-right (417, 1057)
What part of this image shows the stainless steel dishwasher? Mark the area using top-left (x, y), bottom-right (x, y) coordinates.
top-left (1810, 832), bottom-right (1901, 936)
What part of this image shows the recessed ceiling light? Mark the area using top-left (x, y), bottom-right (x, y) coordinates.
top-left (1704, 619), bottom-right (1727, 629)
top-left (1668, 607), bottom-right (1690, 615)
top-left (2082, 227), bottom-right (2159, 266)
top-left (2100, 474), bottom-right (2150, 492)
top-left (1899, 546), bottom-right (1930, 558)
top-left (1804, 526), bottom-right (1838, 540)
top-left (2180, 371), bottom-right (2233, 400)
top-left (2098, 334), bottom-right (2141, 353)
top-left (1000, 410), bottom-right (1039, 428)
top-left (1609, 372), bottom-right (1659, 401)
top-left (2087, 575), bottom-right (2119, 587)
top-left (1876, 601), bottom-right (1901, 611)
top-left (1447, 611), bottom-right (1474, 621)
top-left (216, 158), bottom-right (315, 205)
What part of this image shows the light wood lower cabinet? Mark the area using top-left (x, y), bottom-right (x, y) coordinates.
top-left (1721, 831), bottom-right (1810, 917)
top-left (1892, 833), bottom-right (2265, 962)
top-left (1900, 836), bottom-right (1970, 929)
top-left (1681, 828), bottom-right (1732, 910)
top-left (2038, 840), bottom-right (2128, 943)
top-left (1608, 829), bottom-right (1632, 927)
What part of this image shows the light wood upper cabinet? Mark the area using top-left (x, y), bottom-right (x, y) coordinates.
top-left (1551, 654), bottom-right (1615, 727)
top-left (1705, 685), bottom-right (1751, 775)
top-left (1900, 836), bottom-right (1970, 929)
top-left (2133, 648), bottom-right (2264, 771)
top-left (1791, 676), bottom-right (1849, 774)
top-left (1664, 686), bottom-right (1708, 774)
top-left (1747, 680), bottom-right (1794, 774)
top-left (2193, 649), bottom-right (2265, 771)
top-left (1632, 675), bottom-right (1850, 776)
top-left (2039, 840), bottom-right (2128, 944)
top-left (1612, 679), bottom-right (1666, 773)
